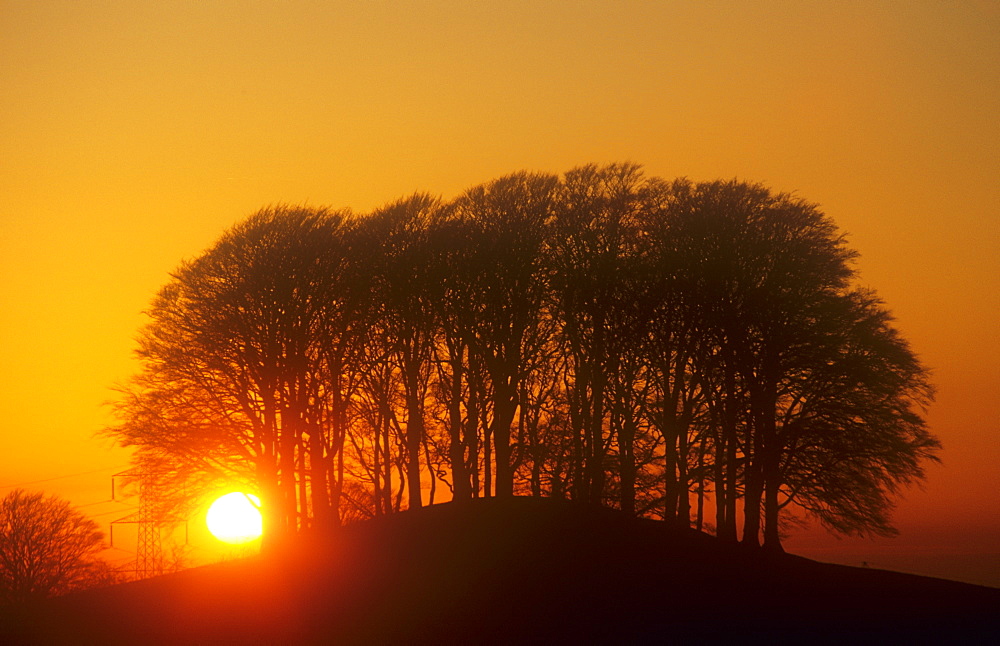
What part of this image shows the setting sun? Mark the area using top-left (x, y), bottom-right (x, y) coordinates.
top-left (206, 492), bottom-right (263, 544)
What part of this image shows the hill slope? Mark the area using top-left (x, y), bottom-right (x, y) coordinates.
top-left (5, 497), bottom-right (998, 643)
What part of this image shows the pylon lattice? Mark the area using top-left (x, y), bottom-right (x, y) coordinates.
top-left (111, 468), bottom-right (165, 579)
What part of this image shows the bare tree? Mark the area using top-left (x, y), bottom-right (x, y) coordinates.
top-left (549, 163), bottom-right (650, 505)
top-left (0, 490), bottom-right (112, 604)
top-left (452, 172), bottom-right (559, 497)
top-left (768, 288), bottom-right (938, 543)
top-left (362, 194), bottom-right (445, 510)
top-left (108, 207), bottom-right (363, 545)
top-left (106, 165), bottom-right (939, 555)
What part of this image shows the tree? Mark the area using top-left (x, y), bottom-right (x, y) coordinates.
top-left (0, 489), bottom-right (111, 604)
top-left (108, 206), bottom-right (365, 545)
top-left (362, 194), bottom-right (446, 510)
top-left (769, 288), bottom-right (939, 540)
top-left (634, 178), bottom-right (708, 525)
top-left (427, 215), bottom-right (481, 502)
top-left (658, 178), bottom-right (935, 549)
top-left (452, 172), bottom-right (559, 498)
top-left (549, 163), bottom-right (651, 505)
top-left (106, 164), bottom-right (939, 553)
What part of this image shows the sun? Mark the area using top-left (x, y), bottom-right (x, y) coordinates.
top-left (206, 492), bottom-right (263, 544)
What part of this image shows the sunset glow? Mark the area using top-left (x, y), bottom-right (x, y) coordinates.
top-left (206, 493), bottom-right (262, 545)
top-left (0, 1), bottom-right (997, 588)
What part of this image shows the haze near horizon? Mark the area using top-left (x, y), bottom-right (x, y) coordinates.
top-left (1, 1), bottom-right (997, 587)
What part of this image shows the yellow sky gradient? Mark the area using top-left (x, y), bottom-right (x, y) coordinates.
top-left (2, 1), bottom-right (997, 580)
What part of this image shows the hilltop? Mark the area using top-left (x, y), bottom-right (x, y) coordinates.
top-left (4, 497), bottom-right (998, 644)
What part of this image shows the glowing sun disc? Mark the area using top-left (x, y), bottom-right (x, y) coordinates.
top-left (207, 492), bottom-right (263, 544)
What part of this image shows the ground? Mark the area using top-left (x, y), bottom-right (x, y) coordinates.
top-left (3, 497), bottom-right (998, 644)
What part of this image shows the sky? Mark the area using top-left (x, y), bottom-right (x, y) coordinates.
top-left (1, 1), bottom-right (998, 585)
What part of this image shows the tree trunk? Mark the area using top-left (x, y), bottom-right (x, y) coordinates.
top-left (448, 345), bottom-right (471, 501)
top-left (257, 462), bottom-right (284, 553)
top-left (308, 426), bottom-right (331, 529)
top-left (742, 461), bottom-right (763, 548)
top-left (587, 350), bottom-right (607, 505)
top-left (714, 429), bottom-right (728, 537)
top-left (677, 417), bottom-right (691, 527)
top-left (492, 383), bottom-right (517, 498)
top-left (741, 386), bottom-right (766, 548)
top-left (763, 475), bottom-right (783, 551)
top-left (466, 368), bottom-right (481, 498)
top-left (663, 415), bottom-right (679, 523)
top-left (761, 369), bottom-right (783, 552)
top-left (720, 358), bottom-right (740, 542)
top-left (619, 412), bottom-right (636, 516)
top-left (373, 402), bottom-right (383, 516)
top-left (404, 347), bottom-right (424, 511)
top-left (569, 364), bottom-right (588, 502)
top-left (278, 414), bottom-right (298, 538)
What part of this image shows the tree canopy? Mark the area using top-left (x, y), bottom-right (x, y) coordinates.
top-left (107, 164), bottom-right (939, 551)
top-left (0, 489), bottom-right (112, 603)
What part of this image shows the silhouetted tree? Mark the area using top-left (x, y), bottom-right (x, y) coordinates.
top-left (0, 490), bottom-right (112, 604)
top-left (661, 179), bottom-right (860, 547)
top-left (634, 180), bottom-right (708, 525)
top-left (452, 172), bottom-right (559, 497)
top-left (766, 288), bottom-right (938, 543)
top-left (106, 164), bottom-right (939, 553)
top-left (363, 195), bottom-right (445, 510)
top-left (426, 215), bottom-right (483, 501)
top-left (550, 163), bottom-right (651, 505)
top-left (109, 207), bottom-right (365, 544)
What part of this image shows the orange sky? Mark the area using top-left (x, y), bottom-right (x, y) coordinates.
top-left (2, 1), bottom-right (997, 583)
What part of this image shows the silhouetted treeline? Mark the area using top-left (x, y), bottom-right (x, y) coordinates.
top-left (108, 163), bottom-right (939, 551)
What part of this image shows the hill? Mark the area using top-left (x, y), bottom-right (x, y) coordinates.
top-left (4, 497), bottom-right (998, 643)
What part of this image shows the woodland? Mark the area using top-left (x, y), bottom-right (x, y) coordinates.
top-left (107, 163), bottom-right (939, 552)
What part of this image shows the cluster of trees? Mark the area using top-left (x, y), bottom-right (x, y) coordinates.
top-left (108, 163), bottom-right (939, 551)
top-left (0, 489), bottom-right (115, 603)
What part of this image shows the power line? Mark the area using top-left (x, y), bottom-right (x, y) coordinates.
top-left (78, 499), bottom-right (116, 508)
top-left (0, 465), bottom-right (130, 490)
top-left (90, 505), bottom-right (137, 518)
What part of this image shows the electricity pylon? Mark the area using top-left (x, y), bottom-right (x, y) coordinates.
top-left (111, 468), bottom-right (178, 579)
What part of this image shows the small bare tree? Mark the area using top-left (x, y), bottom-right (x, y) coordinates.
top-left (0, 489), bottom-right (112, 603)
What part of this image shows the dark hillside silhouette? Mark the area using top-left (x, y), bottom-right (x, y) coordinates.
top-left (5, 498), bottom-right (997, 644)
